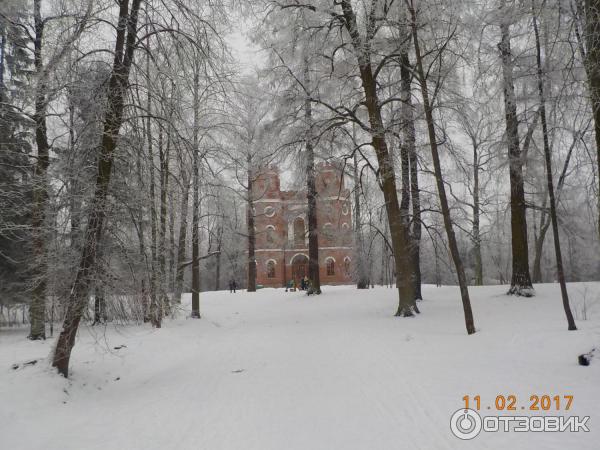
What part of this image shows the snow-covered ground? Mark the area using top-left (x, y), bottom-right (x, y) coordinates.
top-left (1, 283), bottom-right (599, 450)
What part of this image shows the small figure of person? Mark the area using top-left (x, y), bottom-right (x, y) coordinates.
top-left (229, 279), bottom-right (237, 293)
top-left (303, 276), bottom-right (309, 291)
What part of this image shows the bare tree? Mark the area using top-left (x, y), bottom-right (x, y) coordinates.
top-left (498, 3), bottom-right (534, 296)
top-left (338, 0), bottom-right (416, 316)
top-left (531, 1), bottom-right (576, 330)
top-left (52, 0), bottom-right (143, 377)
top-left (406, 0), bottom-right (476, 334)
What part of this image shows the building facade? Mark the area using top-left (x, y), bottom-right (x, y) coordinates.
top-left (251, 162), bottom-right (353, 288)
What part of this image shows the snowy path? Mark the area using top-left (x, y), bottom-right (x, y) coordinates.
top-left (1, 283), bottom-right (599, 450)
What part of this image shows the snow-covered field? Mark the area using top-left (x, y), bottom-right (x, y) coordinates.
top-left (1, 283), bottom-right (599, 450)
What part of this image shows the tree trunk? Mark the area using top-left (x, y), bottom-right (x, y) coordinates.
top-left (532, 4), bottom-right (576, 330)
top-left (472, 141), bottom-right (483, 286)
top-left (400, 46), bottom-right (422, 300)
top-left (0, 26), bottom-right (5, 90)
top-left (158, 127), bottom-right (170, 315)
top-left (93, 285), bottom-right (106, 325)
top-left (584, 0), bottom-right (600, 240)
top-left (191, 68), bottom-right (201, 318)
top-left (499, 17), bottom-right (534, 296)
top-left (532, 207), bottom-right (549, 283)
top-left (247, 155), bottom-right (257, 292)
top-left (29, 0), bottom-right (48, 340)
top-left (146, 54), bottom-right (160, 328)
top-left (340, 0), bottom-right (415, 316)
top-left (532, 134), bottom-right (576, 283)
top-left (408, 1), bottom-right (475, 334)
top-left (174, 170), bottom-right (190, 303)
top-left (304, 55), bottom-right (321, 294)
top-left (134, 118), bottom-right (150, 321)
top-left (52, 0), bottom-right (143, 377)
top-left (214, 224), bottom-right (222, 291)
top-left (168, 183), bottom-right (176, 293)
top-left (352, 150), bottom-right (368, 289)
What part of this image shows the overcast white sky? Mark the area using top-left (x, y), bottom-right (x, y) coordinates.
top-left (226, 28), bottom-right (264, 75)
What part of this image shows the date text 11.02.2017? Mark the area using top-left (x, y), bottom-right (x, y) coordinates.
top-left (462, 395), bottom-right (574, 411)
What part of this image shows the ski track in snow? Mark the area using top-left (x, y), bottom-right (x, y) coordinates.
top-left (1, 283), bottom-right (599, 450)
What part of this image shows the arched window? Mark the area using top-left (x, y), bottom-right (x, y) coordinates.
top-left (264, 206), bottom-right (275, 217)
top-left (341, 222), bottom-right (350, 231)
top-left (293, 217), bottom-right (305, 247)
top-left (322, 223), bottom-right (334, 241)
top-left (344, 257), bottom-right (351, 275)
top-left (267, 260), bottom-right (276, 278)
top-left (326, 258), bottom-right (335, 276)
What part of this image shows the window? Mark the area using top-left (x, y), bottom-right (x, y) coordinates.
top-left (324, 204), bottom-right (334, 218)
top-left (344, 257), bottom-right (351, 275)
top-left (341, 223), bottom-right (350, 231)
top-left (342, 203), bottom-right (349, 216)
top-left (293, 217), bottom-right (305, 247)
top-left (267, 260), bottom-right (276, 278)
top-left (322, 223), bottom-right (334, 240)
top-left (326, 258), bottom-right (335, 276)
top-left (264, 206), bottom-right (275, 217)
top-left (266, 225), bottom-right (276, 244)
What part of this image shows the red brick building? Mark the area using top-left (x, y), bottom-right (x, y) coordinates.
top-left (251, 162), bottom-right (353, 288)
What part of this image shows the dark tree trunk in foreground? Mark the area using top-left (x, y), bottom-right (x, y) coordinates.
top-left (499, 17), bottom-right (534, 296)
top-left (340, 0), bottom-right (415, 315)
top-left (29, 0), bottom-right (48, 340)
top-left (247, 156), bottom-right (257, 292)
top-left (584, 0), bottom-right (600, 240)
top-left (304, 56), bottom-right (321, 294)
top-left (408, 1), bottom-right (475, 334)
top-left (353, 150), bottom-right (369, 289)
top-left (191, 68), bottom-right (201, 318)
top-left (52, 0), bottom-right (143, 377)
top-left (532, 4), bottom-right (576, 330)
top-left (400, 46), bottom-right (422, 300)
